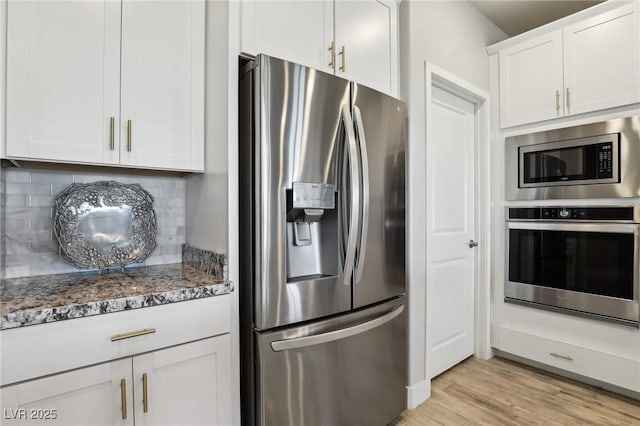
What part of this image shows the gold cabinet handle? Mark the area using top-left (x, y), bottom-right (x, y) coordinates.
top-left (550, 352), bottom-right (573, 361)
top-left (120, 379), bottom-right (127, 419)
top-left (566, 88), bottom-right (571, 110)
top-left (109, 117), bottom-right (115, 150)
top-left (328, 41), bottom-right (335, 69)
top-left (142, 373), bottom-right (149, 413)
top-left (338, 46), bottom-right (345, 72)
top-left (110, 328), bottom-right (156, 342)
top-left (555, 90), bottom-right (560, 114)
top-left (127, 119), bottom-right (132, 152)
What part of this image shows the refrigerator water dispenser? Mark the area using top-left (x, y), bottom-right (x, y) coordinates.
top-left (286, 182), bottom-right (338, 281)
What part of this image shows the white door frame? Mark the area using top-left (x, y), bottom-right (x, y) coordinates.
top-left (424, 61), bottom-right (493, 369)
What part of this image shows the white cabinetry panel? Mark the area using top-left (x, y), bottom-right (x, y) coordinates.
top-left (497, 1), bottom-right (640, 128)
top-left (240, 0), bottom-right (397, 95)
top-left (334, 0), bottom-right (393, 94)
top-left (120, 0), bottom-right (205, 171)
top-left (4, 0), bottom-right (204, 171)
top-left (1, 359), bottom-right (133, 426)
top-left (132, 336), bottom-right (232, 426)
top-left (563, 2), bottom-right (640, 116)
top-left (499, 326), bottom-right (640, 392)
top-left (499, 30), bottom-right (563, 128)
top-left (241, 0), bottom-right (333, 74)
top-left (6, 1), bottom-right (121, 164)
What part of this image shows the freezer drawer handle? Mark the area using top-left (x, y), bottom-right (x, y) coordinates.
top-left (270, 305), bottom-right (404, 351)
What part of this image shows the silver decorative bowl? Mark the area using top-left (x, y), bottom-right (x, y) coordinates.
top-left (53, 181), bottom-right (157, 270)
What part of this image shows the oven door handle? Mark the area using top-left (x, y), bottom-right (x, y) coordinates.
top-left (508, 222), bottom-right (638, 234)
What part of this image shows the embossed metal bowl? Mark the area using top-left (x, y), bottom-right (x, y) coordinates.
top-left (53, 181), bottom-right (157, 270)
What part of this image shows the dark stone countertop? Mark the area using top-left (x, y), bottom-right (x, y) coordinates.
top-left (0, 263), bottom-right (232, 330)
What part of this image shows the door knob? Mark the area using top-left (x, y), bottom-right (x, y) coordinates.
top-left (468, 240), bottom-right (478, 248)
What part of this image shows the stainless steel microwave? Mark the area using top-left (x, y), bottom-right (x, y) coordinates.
top-left (506, 115), bottom-right (640, 200)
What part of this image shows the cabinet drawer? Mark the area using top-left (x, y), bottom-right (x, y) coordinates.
top-left (498, 326), bottom-right (640, 392)
top-left (1, 295), bottom-right (230, 386)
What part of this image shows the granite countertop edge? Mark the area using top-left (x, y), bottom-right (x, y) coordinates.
top-left (1, 281), bottom-right (234, 331)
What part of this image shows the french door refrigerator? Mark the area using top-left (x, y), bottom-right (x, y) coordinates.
top-left (239, 55), bottom-right (406, 426)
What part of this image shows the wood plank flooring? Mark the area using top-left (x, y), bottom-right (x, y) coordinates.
top-left (397, 357), bottom-right (640, 425)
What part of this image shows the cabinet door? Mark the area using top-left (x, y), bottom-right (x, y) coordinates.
top-left (334, 0), bottom-right (397, 95)
top-left (132, 335), bottom-right (231, 426)
top-left (5, 0), bottom-right (120, 164)
top-left (120, 0), bottom-right (205, 171)
top-left (0, 359), bottom-right (133, 426)
top-left (241, 0), bottom-right (334, 73)
top-left (563, 2), bottom-right (640, 116)
top-left (499, 30), bottom-right (564, 128)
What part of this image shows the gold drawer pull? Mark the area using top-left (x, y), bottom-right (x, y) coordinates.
top-left (109, 117), bottom-right (115, 150)
top-left (339, 46), bottom-right (346, 72)
top-left (550, 352), bottom-right (573, 361)
top-left (328, 41), bottom-right (335, 68)
top-left (120, 378), bottom-right (127, 419)
top-left (127, 119), bottom-right (132, 152)
top-left (142, 373), bottom-right (149, 413)
top-left (111, 328), bottom-right (156, 342)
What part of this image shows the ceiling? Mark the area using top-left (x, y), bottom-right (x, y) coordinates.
top-left (469, 1), bottom-right (604, 37)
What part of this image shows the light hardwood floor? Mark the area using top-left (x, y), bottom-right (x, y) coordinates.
top-left (398, 357), bottom-right (640, 425)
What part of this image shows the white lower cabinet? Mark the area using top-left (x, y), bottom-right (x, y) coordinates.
top-left (132, 336), bottom-right (231, 426)
top-left (1, 335), bottom-right (231, 426)
top-left (1, 359), bottom-right (132, 426)
top-left (498, 326), bottom-right (640, 392)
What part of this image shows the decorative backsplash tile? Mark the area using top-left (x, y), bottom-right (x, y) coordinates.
top-left (1, 168), bottom-right (186, 279)
top-left (182, 244), bottom-right (227, 279)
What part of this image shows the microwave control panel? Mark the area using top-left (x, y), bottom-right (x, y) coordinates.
top-left (597, 141), bottom-right (613, 178)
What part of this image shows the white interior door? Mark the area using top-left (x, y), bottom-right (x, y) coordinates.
top-left (426, 84), bottom-right (476, 379)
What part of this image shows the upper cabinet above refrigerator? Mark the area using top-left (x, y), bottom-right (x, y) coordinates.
top-left (240, 0), bottom-right (399, 96)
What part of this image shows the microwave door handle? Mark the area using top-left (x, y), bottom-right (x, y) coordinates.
top-left (270, 305), bottom-right (404, 351)
top-left (353, 105), bottom-right (369, 285)
top-left (342, 104), bottom-right (361, 286)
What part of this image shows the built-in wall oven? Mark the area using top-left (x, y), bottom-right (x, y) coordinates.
top-left (506, 206), bottom-right (640, 327)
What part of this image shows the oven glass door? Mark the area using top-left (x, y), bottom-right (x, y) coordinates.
top-left (508, 223), bottom-right (635, 300)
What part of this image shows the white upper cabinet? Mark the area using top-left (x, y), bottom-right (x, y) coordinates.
top-left (240, 0), bottom-right (398, 95)
top-left (334, 0), bottom-right (395, 94)
top-left (6, 1), bottom-right (121, 165)
top-left (498, 1), bottom-right (640, 128)
top-left (499, 30), bottom-right (564, 127)
top-left (120, 0), bottom-right (205, 171)
top-left (4, 0), bottom-right (204, 172)
top-left (241, 0), bottom-right (333, 74)
top-left (563, 2), bottom-right (640, 116)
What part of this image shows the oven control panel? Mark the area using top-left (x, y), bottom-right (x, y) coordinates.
top-left (508, 206), bottom-right (636, 221)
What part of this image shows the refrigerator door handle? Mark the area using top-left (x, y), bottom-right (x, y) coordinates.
top-left (270, 305), bottom-right (404, 351)
top-left (353, 105), bottom-right (370, 285)
top-left (342, 104), bottom-right (361, 286)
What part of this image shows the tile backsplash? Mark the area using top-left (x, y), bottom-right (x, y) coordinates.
top-left (1, 167), bottom-right (186, 279)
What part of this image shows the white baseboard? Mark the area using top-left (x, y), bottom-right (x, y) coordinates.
top-left (406, 379), bottom-right (431, 409)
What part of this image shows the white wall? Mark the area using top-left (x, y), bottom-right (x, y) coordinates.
top-left (399, 0), bottom-right (507, 406)
top-left (185, 0), bottom-right (229, 255)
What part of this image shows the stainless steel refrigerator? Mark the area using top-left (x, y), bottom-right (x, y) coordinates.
top-left (239, 55), bottom-right (406, 426)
